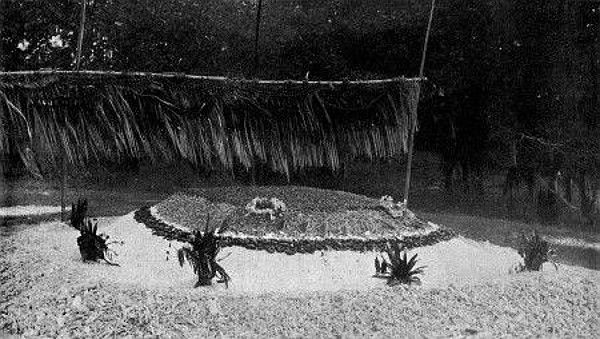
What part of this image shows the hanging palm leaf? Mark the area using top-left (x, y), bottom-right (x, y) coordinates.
top-left (0, 71), bottom-right (421, 176)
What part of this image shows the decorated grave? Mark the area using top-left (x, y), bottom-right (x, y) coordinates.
top-left (134, 186), bottom-right (456, 255)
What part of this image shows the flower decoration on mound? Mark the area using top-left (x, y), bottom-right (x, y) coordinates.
top-left (177, 214), bottom-right (231, 288)
top-left (70, 198), bottom-right (122, 266)
top-left (245, 197), bottom-right (287, 220)
top-left (379, 195), bottom-right (416, 220)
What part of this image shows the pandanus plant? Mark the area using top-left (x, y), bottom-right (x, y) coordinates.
top-left (70, 199), bottom-right (119, 266)
top-left (516, 230), bottom-right (557, 272)
top-left (376, 242), bottom-right (426, 286)
top-left (178, 215), bottom-right (231, 288)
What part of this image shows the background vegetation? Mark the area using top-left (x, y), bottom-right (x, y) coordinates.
top-left (1, 0), bottom-right (599, 228)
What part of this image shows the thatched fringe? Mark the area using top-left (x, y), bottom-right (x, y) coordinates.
top-left (0, 71), bottom-right (421, 177)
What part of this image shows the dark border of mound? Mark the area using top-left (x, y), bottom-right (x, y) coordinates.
top-left (134, 206), bottom-right (456, 254)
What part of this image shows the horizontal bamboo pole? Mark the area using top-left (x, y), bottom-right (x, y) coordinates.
top-left (0, 70), bottom-right (425, 86)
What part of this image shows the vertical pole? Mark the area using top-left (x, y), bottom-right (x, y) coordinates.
top-left (0, 0), bottom-right (5, 209)
top-left (75, 0), bottom-right (87, 72)
top-left (418, 0), bottom-right (435, 81)
top-left (590, 44), bottom-right (599, 127)
top-left (403, 0), bottom-right (436, 206)
top-left (62, 0), bottom-right (87, 221)
top-left (60, 155), bottom-right (66, 221)
top-left (254, 0), bottom-right (263, 72)
top-left (0, 0), bottom-right (5, 71)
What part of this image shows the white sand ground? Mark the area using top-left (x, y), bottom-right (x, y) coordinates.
top-left (0, 205), bottom-right (69, 217)
top-left (5, 211), bottom-right (538, 295)
top-left (2, 210), bottom-right (600, 337)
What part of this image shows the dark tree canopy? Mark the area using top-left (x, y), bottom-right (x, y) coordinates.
top-left (2, 0), bottom-right (600, 223)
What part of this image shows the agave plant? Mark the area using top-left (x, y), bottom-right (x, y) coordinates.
top-left (70, 198), bottom-right (119, 266)
top-left (76, 218), bottom-right (120, 266)
top-left (178, 215), bottom-right (231, 288)
top-left (382, 241), bottom-right (426, 286)
top-left (516, 230), bottom-right (557, 272)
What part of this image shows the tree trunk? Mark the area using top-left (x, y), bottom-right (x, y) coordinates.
top-left (576, 171), bottom-right (594, 224)
top-left (564, 174), bottom-right (573, 203)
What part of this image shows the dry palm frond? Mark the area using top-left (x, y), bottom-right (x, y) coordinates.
top-left (0, 71), bottom-right (420, 177)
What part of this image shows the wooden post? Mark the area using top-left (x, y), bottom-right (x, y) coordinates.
top-left (75, 0), bottom-right (87, 71)
top-left (403, 0), bottom-right (436, 206)
top-left (60, 154), bottom-right (66, 221)
top-left (254, 0), bottom-right (263, 72)
top-left (0, 0), bottom-right (5, 71)
top-left (62, 0), bottom-right (87, 221)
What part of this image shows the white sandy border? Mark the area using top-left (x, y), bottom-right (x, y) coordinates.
top-left (80, 211), bottom-right (531, 295)
top-left (0, 205), bottom-right (70, 217)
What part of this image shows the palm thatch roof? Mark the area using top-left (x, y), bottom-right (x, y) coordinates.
top-left (0, 70), bottom-right (421, 177)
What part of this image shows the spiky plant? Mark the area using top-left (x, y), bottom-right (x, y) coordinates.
top-left (70, 198), bottom-right (88, 230)
top-left (178, 215), bottom-right (231, 288)
top-left (516, 230), bottom-right (557, 272)
top-left (77, 218), bottom-right (119, 266)
top-left (69, 199), bottom-right (119, 266)
top-left (383, 241), bottom-right (426, 286)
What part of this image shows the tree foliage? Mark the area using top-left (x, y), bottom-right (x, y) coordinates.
top-left (0, 0), bottom-right (430, 78)
top-left (2, 0), bottom-right (600, 224)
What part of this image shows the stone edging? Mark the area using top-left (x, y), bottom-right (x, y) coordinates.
top-left (134, 206), bottom-right (456, 254)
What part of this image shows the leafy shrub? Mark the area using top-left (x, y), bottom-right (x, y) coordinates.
top-left (70, 198), bottom-right (120, 265)
top-left (516, 230), bottom-right (557, 272)
top-left (76, 218), bottom-right (120, 266)
top-left (178, 215), bottom-right (231, 288)
top-left (377, 242), bottom-right (426, 286)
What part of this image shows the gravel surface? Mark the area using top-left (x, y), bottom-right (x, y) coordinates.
top-left (185, 186), bottom-right (380, 212)
top-left (156, 187), bottom-right (428, 237)
top-left (1, 215), bottom-right (600, 337)
top-left (0, 205), bottom-right (67, 217)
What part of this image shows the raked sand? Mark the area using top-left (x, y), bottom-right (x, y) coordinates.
top-left (20, 212), bottom-right (526, 294)
top-left (0, 205), bottom-right (68, 217)
top-left (1, 211), bottom-right (599, 337)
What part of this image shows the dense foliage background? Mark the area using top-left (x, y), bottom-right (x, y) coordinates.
top-left (1, 0), bottom-right (600, 225)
